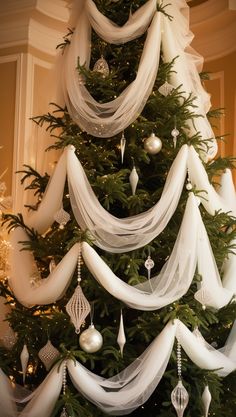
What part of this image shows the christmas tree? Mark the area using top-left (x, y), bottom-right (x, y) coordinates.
top-left (0, 1), bottom-right (236, 417)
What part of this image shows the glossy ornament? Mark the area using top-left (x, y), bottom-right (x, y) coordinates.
top-left (171, 379), bottom-right (189, 417)
top-left (143, 133), bottom-right (162, 155)
top-left (129, 166), bottom-right (139, 195)
top-left (79, 324), bottom-right (103, 353)
top-left (202, 385), bottom-right (212, 417)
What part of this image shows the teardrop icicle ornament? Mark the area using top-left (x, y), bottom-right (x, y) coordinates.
top-left (202, 385), bottom-right (212, 417)
top-left (129, 165), bottom-right (139, 195)
top-left (117, 310), bottom-right (126, 356)
top-left (54, 207), bottom-right (71, 229)
top-left (20, 344), bottom-right (29, 384)
top-left (120, 132), bottom-right (126, 164)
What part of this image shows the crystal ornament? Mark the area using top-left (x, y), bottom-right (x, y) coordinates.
top-left (93, 56), bottom-right (109, 77)
top-left (60, 409), bottom-right (69, 417)
top-left (20, 344), bottom-right (29, 384)
top-left (117, 310), bottom-right (126, 356)
top-left (129, 166), bottom-right (139, 195)
top-left (54, 207), bottom-right (70, 229)
top-left (171, 379), bottom-right (189, 417)
top-left (120, 132), bottom-right (126, 164)
top-left (171, 128), bottom-right (180, 149)
top-left (145, 255), bottom-right (155, 291)
top-left (171, 341), bottom-right (189, 417)
top-left (143, 133), bottom-right (162, 154)
top-left (79, 324), bottom-right (103, 353)
top-left (66, 247), bottom-right (91, 333)
top-left (66, 284), bottom-right (91, 334)
top-left (38, 340), bottom-right (60, 371)
top-left (202, 385), bottom-right (212, 417)
top-left (158, 81), bottom-right (174, 96)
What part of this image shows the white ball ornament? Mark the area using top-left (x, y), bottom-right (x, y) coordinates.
top-left (143, 133), bottom-right (162, 155)
top-left (79, 324), bottom-right (103, 353)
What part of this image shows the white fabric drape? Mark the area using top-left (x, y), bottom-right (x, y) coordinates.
top-left (86, 0), bottom-right (157, 44)
top-left (9, 193), bottom-right (235, 310)
top-left (26, 150), bottom-right (67, 234)
top-left (81, 193), bottom-right (234, 310)
top-left (2, 318), bottom-right (234, 416)
top-left (0, 369), bottom-right (17, 417)
top-left (9, 227), bottom-right (79, 307)
top-left (62, 9), bottom-right (162, 137)
top-left (18, 366), bottom-right (63, 417)
top-left (67, 144), bottom-right (188, 251)
top-left (161, 0), bottom-right (217, 159)
top-left (188, 146), bottom-right (236, 215)
top-left (22, 145), bottom-right (235, 252)
top-left (59, 0), bottom-right (217, 160)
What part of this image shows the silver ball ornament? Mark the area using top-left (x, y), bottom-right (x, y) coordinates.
top-left (79, 324), bottom-right (103, 353)
top-left (143, 133), bottom-right (162, 155)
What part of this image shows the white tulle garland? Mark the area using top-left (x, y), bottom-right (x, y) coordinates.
top-left (8, 193), bottom-right (235, 309)
top-left (1, 318), bottom-right (235, 416)
top-left (62, 8), bottom-right (162, 137)
top-left (9, 228), bottom-right (79, 307)
top-left (161, 0), bottom-right (217, 159)
top-left (22, 145), bottom-right (236, 251)
top-left (60, 0), bottom-right (217, 159)
top-left (0, 369), bottom-right (17, 417)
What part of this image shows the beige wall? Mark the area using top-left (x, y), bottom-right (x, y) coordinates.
top-left (0, 59), bottom-right (16, 192)
top-left (204, 51), bottom-right (236, 160)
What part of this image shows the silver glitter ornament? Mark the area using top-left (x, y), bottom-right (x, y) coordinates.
top-left (143, 133), bottom-right (162, 155)
top-left (79, 324), bottom-right (103, 353)
top-left (54, 207), bottom-right (70, 229)
top-left (93, 56), bottom-right (109, 77)
top-left (38, 340), bottom-right (60, 371)
top-left (158, 81), bottom-right (174, 96)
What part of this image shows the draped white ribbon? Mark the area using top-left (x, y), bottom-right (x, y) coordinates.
top-left (8, 193), bottom-right (235, 310)
top-left (23, 145), bottom-right (235, 252)
top-left (0, 369), bottom-right (17, 417)
top-left (161, 0), bottom-right (217, 159)
top-left (62, 9), bottom-right (162, 137)
top-left (86, 0), bottom-right (157, 44)
top-left (1, 318), bottom-right (235, 416)
top-left (9, 228), bottom-right (79, 307)
top-left (67, 144), bottom-right (188, 251)
top-left (60, 0), bottom-right (217, 161)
